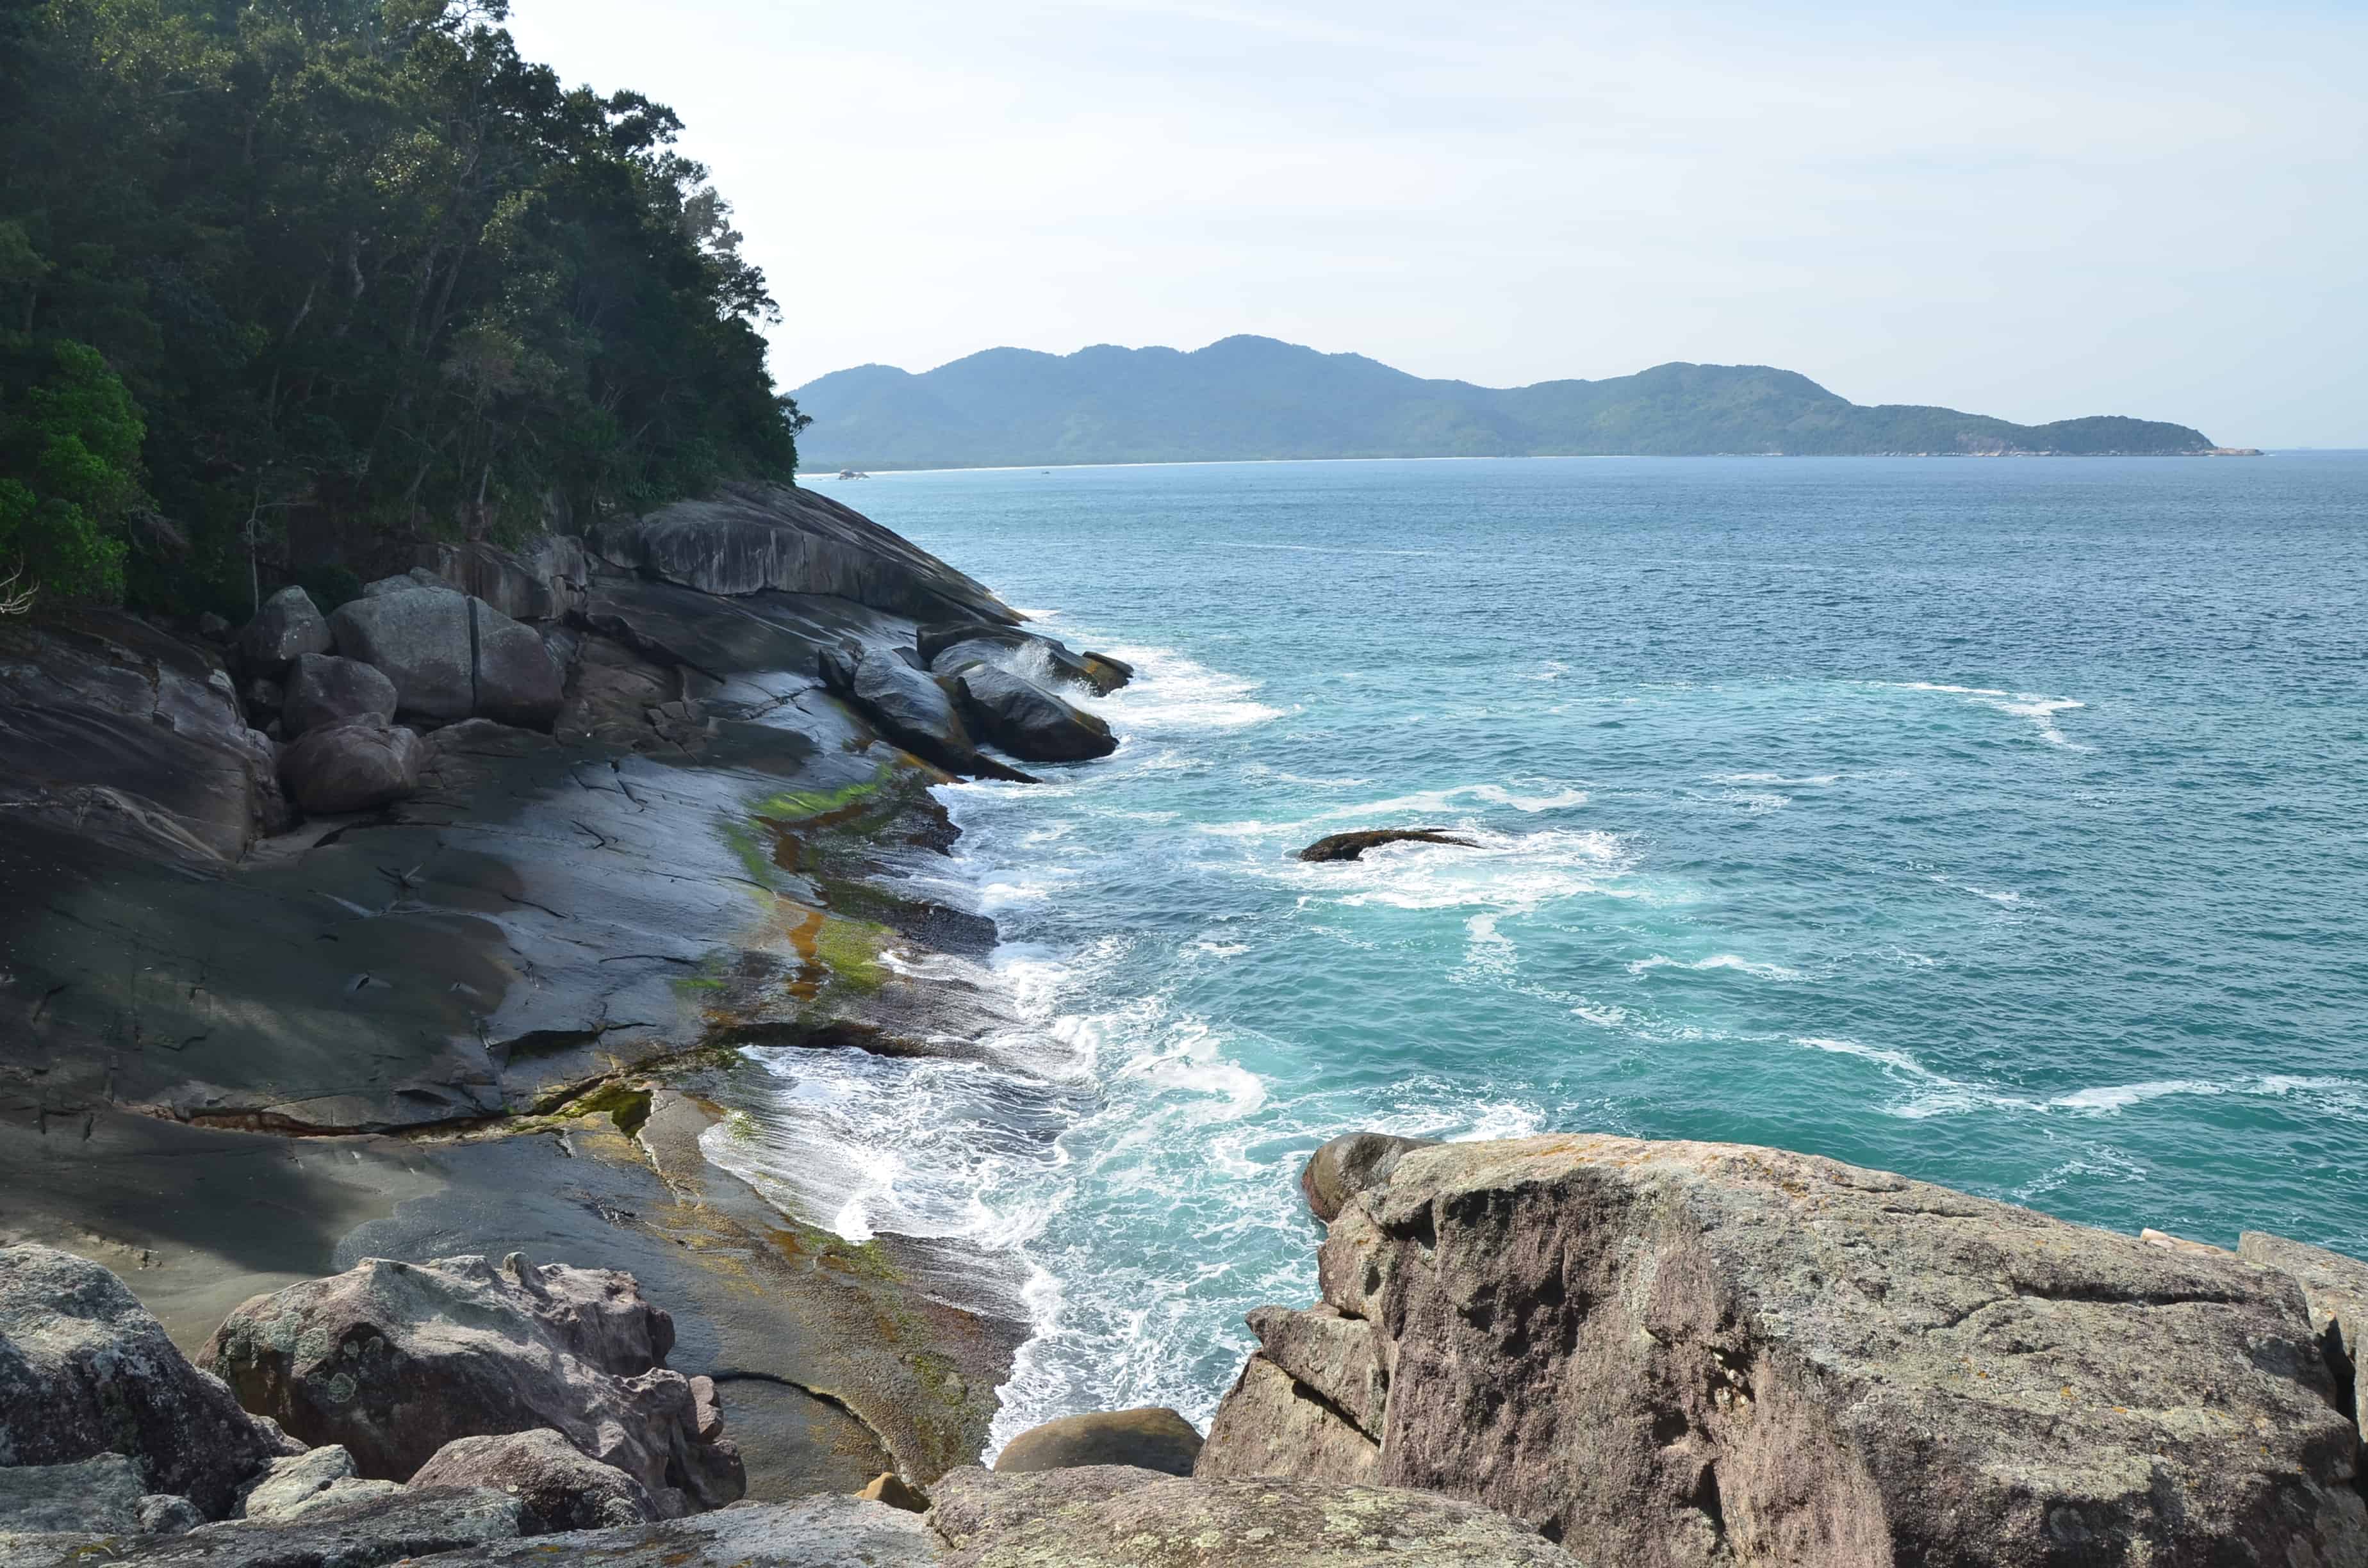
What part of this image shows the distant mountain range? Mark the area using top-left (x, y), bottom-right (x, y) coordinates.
top-left (791, 336), bottom-right (2217, 470)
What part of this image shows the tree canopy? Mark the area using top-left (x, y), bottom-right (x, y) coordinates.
top-left (0, 0), bottom-right (805, 614)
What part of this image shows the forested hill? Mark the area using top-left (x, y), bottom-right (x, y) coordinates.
top-left (0, 0), bottom-right (805, 615)
top-left (794, 338), bottom-right (2216, 470)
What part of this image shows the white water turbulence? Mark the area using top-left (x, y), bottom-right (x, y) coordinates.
top-left (700, 455), bottom-right (2368, 1466)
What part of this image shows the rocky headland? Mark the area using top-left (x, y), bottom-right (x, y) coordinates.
top-left (3, 483), bottom-right (2364, 1565)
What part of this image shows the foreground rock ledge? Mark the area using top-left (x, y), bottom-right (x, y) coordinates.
top-left (1199, 1133), bottom-right (2368, 1568)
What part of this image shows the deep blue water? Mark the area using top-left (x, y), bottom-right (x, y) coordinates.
top-left (714, 455), bottom-right (2368, 1446)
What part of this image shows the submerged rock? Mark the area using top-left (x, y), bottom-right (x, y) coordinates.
top-left (199, 1252), bottom-right (743, 1517)
top-left (409, 1428), bottom-right (658, 1530)
top-left (276, 718), bottom-right (423, 814)
top-left (0, 1243), bottom-right (282, 1519)
top-left (1301, 1131), bottom-right (1441, 1223)
top-left (993, 1407), bottom-right (1203, 1478)
top-left (1297, 829), bottom-right (1477, 862)
top-left (1200, 1134), bottom-right (2368, 1567)
top-left (928, 1465), bottom-right (1578, 1567)
top-left (946, 660), bottom-right (1116, 762)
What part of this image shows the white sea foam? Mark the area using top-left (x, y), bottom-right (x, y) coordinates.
top-left (1291, 825), bottom-right (1637, 915)
top-left (1877, 680), bottom-right (2090, 749)
top-left (1083, 644), bottom-right (1285, 731)
top-left (1710, 772), bottom-right (1842, 787)
top-left (1630, 953), bottom-right (1803, 981)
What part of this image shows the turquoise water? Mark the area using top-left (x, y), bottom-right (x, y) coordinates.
top-left (742, 455), bottom-right (2368, 1445)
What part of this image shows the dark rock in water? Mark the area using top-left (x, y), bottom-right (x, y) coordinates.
top-left (0, 1486), bottom-right (530, 1567)
top-left (1298, 828), bottom-right (1477, 862)
top-left (820, 645), bottom-right (1033, 782)
top-left (1201, 1134), bottom-right (2368, 1567)
top-left (595, 480), bottom-right (1020, 626)
top-left (0, 1243), bottom-right (282, 1519)
top-left (238, 1444), bottom-right (402, 1521)
top-left (281, 652), bottom-right (397, 738)
top-left (469, 599), bottom-right (563, 730)
top-left (0, 611), bottom-right (285, 861)
top-left (238, 585), bottom-right (332, 674)
top-left (277, 719), bottom-right (423, 814)
top-left (409, 1428), bottom-right (659, 1530)
top-left (1300, 1131), bottom-right (1440, 1223)
top-left (2241, 1230), bottom-right (2368, 1454)
top-left (329, 586), bottom-right (474, 723)
top-left (946, 661), bottom-right (1116, 762)
top-left (314, 1496), bottom-right (937, 1567)
top-left (994, 1407), bottom-right (1203, 1478)
top-left (928, 1465), bottom-right (1578, 1567)
top-left (917, 622), bottom-right (1130, 695)
top-left (200, 1252), bottom-right (743, 1518)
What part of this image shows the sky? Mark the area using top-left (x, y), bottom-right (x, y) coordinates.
top-left (506, 1), bottom-right (2368, 446)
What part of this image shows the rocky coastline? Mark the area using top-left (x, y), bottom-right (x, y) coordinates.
top-left (4, 483), bottom-right (2365, 1565)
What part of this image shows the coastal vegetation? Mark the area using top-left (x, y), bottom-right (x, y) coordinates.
top-left (0, 0), bottom-right (805, 616)
top-left (794, 334), bottom-right (2218, 470)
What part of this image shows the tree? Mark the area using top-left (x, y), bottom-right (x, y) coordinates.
top-left (0, 338), bottom-right (144, 603)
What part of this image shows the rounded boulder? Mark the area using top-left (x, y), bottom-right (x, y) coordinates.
top-left (994, 1407), bottom-right (1204, 1478)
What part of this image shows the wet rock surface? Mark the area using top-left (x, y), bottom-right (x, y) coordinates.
top-left (993, 1407), bottom-right (1203, 1478)
top-left (928, 1465), bottom-right (1580, 1567)
top-left (1297, 829), bottom-right (1477, 862)
top-left (946, 661), bottom-right (1116, 762)
top-left (200, 1253), bottom-right (741, 1515)
top-left (1203, 1133), bottom-right (2368, 1568)
top-left (0, 1243), bottom-right (281, 1519)
top-left (917, 623), bottom-right (1131, 696)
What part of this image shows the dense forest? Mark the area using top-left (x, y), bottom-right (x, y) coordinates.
top-left (796, 337), bottom-right (2218, 471)
top-left (0, 0), bottom-right (803, 616)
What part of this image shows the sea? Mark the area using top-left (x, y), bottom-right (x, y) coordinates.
top-left (712, 453), bottom-right (2368, 1453)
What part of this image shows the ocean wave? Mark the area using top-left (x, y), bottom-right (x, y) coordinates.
top-left (1630, 953), bottom-right (1803, 982)
top-left (1085, 644), bottom-right (1285, 731)
top-left (1289, 825), bottom-right (1637, 915)
top-left (1875, 680), bottom-right (2091, 749)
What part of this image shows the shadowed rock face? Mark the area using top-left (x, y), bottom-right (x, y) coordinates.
top-left (238, 586), bottom-right (333, 674)
top-left (928, 1465), bottom-right (1580, 1567)
top-left (946, 662), bottom-right (1115, 762)
top-left (0, 1244), bottom-right (282, 1519)
top-left (993, 1408), bottom-right (1203, 1478)
top-left (283, 653), bottom-right (398, 738)
top-left (277, 719), bottom-right (423, 813)
top-left (596, 481), bottom-right (1020, 626)
top-left (1201, 1134), bottom-right (2368, 1568)
top-left (2242, 1230), bottom-right (2368, 1458)
top-left (200, 1253), bottom-right (742, 1517)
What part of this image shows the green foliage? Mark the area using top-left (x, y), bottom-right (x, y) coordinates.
top-left (0, 337), bottom-right (144, 601)
top-left (0, 0), bottom-right (805, 612)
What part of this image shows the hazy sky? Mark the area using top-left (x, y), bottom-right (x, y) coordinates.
top-left (507, 1), bottom-right (2367, 446)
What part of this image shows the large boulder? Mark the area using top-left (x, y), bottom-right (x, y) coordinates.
top-left (281, 653), bottom-right (398, 738)
top-left (1198, 1134), bottom-right (2368, 1568)
top-left (1300, 1131), bottom-right (1441, 1222)
top-left (0, 1243), bottom-right (282, 1519)
top-left (946, 662), bottom-right (1116, 763)
top-left (2242, 1230), bottom-right (2368, 1453)
top-left (469, 599), bottom-right (563, 730)
top-left (238, 585), bottom-right (333, 674)
top-left (408, 1428), bottom-right (659, 1530)
top-left (276, 719), bottom-right (423, 814)
top-left (820, 647), bottom-right (1030, 782)
top-left (199, 1252), bottom-right (743, 1519)
top-left (917, 623), bottom-right (1131, 696)
top-left (993, 1408), bottom-right (1203, 1478)
top-left (404, 537), bottom-right (589, 623)
top-left (927, 1465), bottom-right (1577, 1567)
top-left (593, 480), bottom-right (1019, 625)
top-left (329, 586), bottom-right (474, 723)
